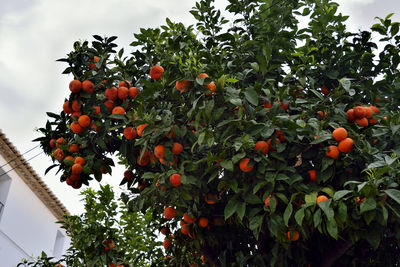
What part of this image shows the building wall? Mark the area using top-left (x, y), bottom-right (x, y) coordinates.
top-left (0, 153), bottom-right (70, 266)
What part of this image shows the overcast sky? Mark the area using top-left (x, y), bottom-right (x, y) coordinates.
top-left (0, 0), bottom-right (399, 214)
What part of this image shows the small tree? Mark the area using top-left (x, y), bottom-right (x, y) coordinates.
top-left (18, 185), bottom-right (163, 267)
top-left (35, 0), bottom-right (400, 265)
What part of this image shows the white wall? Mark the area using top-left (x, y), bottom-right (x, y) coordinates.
top-left (0, 154), bottom-right (70, 266)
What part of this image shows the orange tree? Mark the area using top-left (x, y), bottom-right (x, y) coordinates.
top-left (35, 0), bottom-right (400, 265)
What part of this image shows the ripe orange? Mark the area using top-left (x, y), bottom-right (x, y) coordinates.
top-left (104, 239), bottom-right (115, 251)
top-left (354, 106), bottom-right (365, 118)
top-left (205, 193), bottom-right (218, 204)
top-left (321, 85), bottom-right (329, 95)
top-left (184, 212), bottom-right (196, 223)
top-left (355, 117), bottom-right (368, 127)
top-left (154, 145), bottom-right (165, 159)
top-left (88, 62), bottom-right (96, 70)
top-left (71, 111), bottom-right (81, 118)
top-left (316, 195), bottom-right (329, 206)
top-left (82, 80), bottom-right (94, 93)
top-left (137, 155), bottom-right (149, 166)
top-left (150, 65), bottom-right (164, 80)
top-left (326, 145), bottom-right (339, 159)
top-left (49, 139), bottom-right (56, 148)
top-left (112, 106), bottom-right (125, 115)
top-left (91, 122), bottom-right (100, 132)
top-left (254, 141), bottom-right (269, 154)
top-left (369, 118), bottom-right (378, 125)
top-left (104, 100), bottom-right (115, 112)
top-left (117, 86), bottom-right (129, 99)
top-left (105, 87), bottom-right (118, 101)
top-left (287, 230), bottom-right (299, 241)
top-left (163, 238), bottom-right (171, 250)
top-left (63, 101), bottom-right (73, 114)
top-left (171, 142), bottom-right (183, 155)
top-left (181, 223), bottom-right (190, 235)
top-left (53, 148), bottom-right (65, 162)
top-left (346, 109), bottom-right (355, 122)
top-left (69, 80), bottom-right (82, 93)
top-left (160, 227), bottom-right (167, 235)
top-left (124, 170), bottom-right (134, 180)
top-left (332, 127), bottom-right (347, 141)
top-left (74, 156), bottom-right (86, 165)
top-left (70, 122), bottom-right (83, 134)
top-left (205, 81), bottom-right (216, 93)
top-left (264, 102), bottom-right (272, 108)
top-left (364, 106), bottom-right (373, 118)
top-left (198, 217), bottom-right (209, 228)
top-left (71, 163), bottom-right (83, 174)
top-left (123, 127), bottom-right (137, 140)
top-left (164, 207), bottom-right (176, 220)
top-left (64, 156), bottom-right (74, 162)
top-left (78, 115), bottom-right (91, 128)
top-left (71, 100), bottom-right (81, 112)
top-left (264, 195), bottom-right (273, 207)
top-left (338, 137), bottom-right (354, 153)
top-left (197, 73), bottom-right (209, 79)
top-left (280, 100), bottom-right (289, 111)
top-left (93, 56), bottom-right (100, 62)
top-left (317, 111), bottom-right (327, 120)
top-left (128, 87), bottom-right (140, 98)
top-left (165, 126), bottom-right (176, 138)
top-left (176, 80), bottom-right (191, 92)
top-left (308, 170), bottom-right (317, 182)
top-left (239, 158), bottom-right (254, 172)
top-left (119, 81), bottom-right (131, 88)
top-left (100, 165), bottom-right (108, 174)
top-left (369, 105), bottom-right (379, 114)
top-left (136, 123), bottom-right (148, 137)
top-left (170, 173), bottom-right (181, 187)
top-left (56, 137), bottom-right (66, 147)
top-left (68, 144), bottom-right (79, 153)
top-left (93, 106), bottom-right (100, 115)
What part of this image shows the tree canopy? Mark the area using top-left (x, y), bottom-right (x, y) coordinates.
top-left (36, 0), bottom-right (400, 266)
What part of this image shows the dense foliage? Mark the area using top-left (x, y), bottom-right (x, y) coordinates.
top-left (18, 186), bottom-right (163, 267)
top-left (35, 0), bottom-right (400, 265)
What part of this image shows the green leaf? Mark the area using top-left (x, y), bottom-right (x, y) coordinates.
top-left (310, 132), bottom-right (331, 144)
top-left (305, 192), bottom-right (318, 204)
top-left (384, 189), bottom-right (400, 205)
top-left (221, 160), bottom-right (234, 172)
top-left (236, 201), bottom-right (246, 221)
top-left (198, 132), bottom-right (205, 146)
top-left (339, 77), bottom-right (351, 91)
top-left (326, 218), bottom-right (338, 239)
top-left (318, 200), bottom-right (334, 220)
top-left (244, 194), bottom-right (262, 204)
top-left (283, 203), bottom-right (293, 227)
top-left (224, 197), bottom-right (239, 220)
top-left (338, 202), bottom-right (348, 222)
top-left (296, 120), bottom-right (306, 128)
top-left (333, 190), bottom-right (352, 201)
top-left (244, 88), bottom-right (259, 106)
top-left (313, 209), bottom-right (322, 227)
top-left (360, 197), bottom-right (377, 214)
top-left (295, 208), bottom-right (305, 226)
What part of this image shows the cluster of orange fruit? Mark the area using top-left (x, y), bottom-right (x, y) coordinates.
top-left (346, 105), bottom-right (379, 127)
top-left (175, 73), bottom-right (216, 94)
top-left (326, 127), bottom-right (354, 160)
top-left (238, 130), bottom-right (285, 172)
top-left (49, 137), bottom-right (89, 189)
